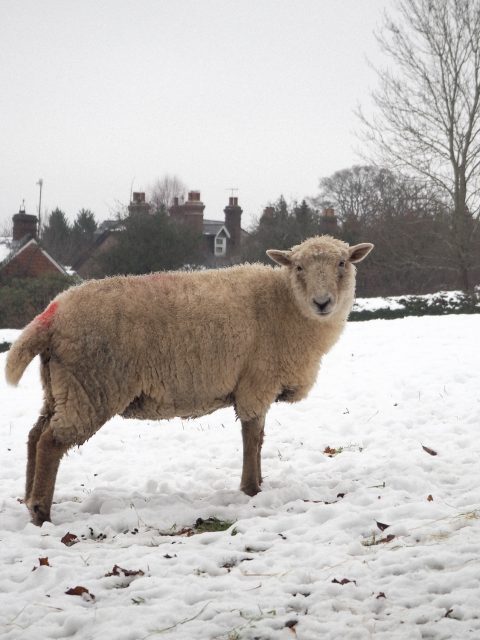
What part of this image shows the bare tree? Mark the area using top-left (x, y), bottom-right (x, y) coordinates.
top-left (358, 0), bottom-right (480, 290)
top-left (0, 219), bottom-right (13, 238)
top-left (315, 165), bottom-right (454, 295)
top-left (148, 174), bottom-right (187, 212)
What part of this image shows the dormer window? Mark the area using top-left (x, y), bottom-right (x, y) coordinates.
top-left (215, 235), bottom-right (227, 256)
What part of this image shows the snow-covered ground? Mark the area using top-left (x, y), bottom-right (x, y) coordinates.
top-left (1, 315), bottom-right (479, 640)
top-left (353, 290), bottom-right (479, 313)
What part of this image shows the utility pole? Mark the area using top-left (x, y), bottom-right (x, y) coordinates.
top-left (36, 179), bottom-right (43, 238)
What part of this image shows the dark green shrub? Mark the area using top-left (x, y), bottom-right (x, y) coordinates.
top-left (0, 274), bottom-right (78, 329)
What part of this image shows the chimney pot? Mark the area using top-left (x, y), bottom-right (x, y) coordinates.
top-left (132, 192), bottom-right (146, 204)
top-left (12, 207), bottom-right (38, 242)
top-left (128, 192), bottom-right (151, 216)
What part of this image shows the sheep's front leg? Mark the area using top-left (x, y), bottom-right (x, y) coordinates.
top-left (27, 426), bottom-right (69, 526)
top-left (240, 415), bottom-right (265, 496)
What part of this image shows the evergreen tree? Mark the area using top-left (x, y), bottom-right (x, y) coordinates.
top-left (99, 210), bottom-right (202, 275)
top-left (71, 209), bottom-right (97, 263)
top-left (41, 208), bottom-right (73, 265)
top-left (242, 197), bottom-right (326, 263)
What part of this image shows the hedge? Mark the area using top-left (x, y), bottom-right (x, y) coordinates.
top-left (350, 291), bottom-right (479, 321)
top-left (0, 274), bottom-right (78, 329)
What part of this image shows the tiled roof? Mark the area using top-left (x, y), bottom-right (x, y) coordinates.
top-left (203, 219), bottom-right (230, 237)
top-left (0, 237), bottom-right (70, 277)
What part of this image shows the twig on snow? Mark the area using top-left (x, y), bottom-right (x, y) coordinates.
top-left (143, 601), bottom-right (211, 636)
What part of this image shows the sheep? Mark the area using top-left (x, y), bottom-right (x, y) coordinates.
top-left (5, 235), bottom-right (373, 525)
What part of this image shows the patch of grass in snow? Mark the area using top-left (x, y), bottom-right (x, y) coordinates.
top-left (324, 443), bottom-right (363, 457)
top-left (362, 532), bottom-right (396, 547)
top-left (462, 510), bottom-right (480, 521)
top-left (160, 517), bottom-right (236, 537)
top-left (194, 517), bottom-right (235, 534)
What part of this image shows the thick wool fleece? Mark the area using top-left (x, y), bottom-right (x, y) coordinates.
top-left (6, 238), bottom-right (357, 448)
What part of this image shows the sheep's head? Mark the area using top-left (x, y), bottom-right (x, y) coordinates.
top-left (267, 235), bottom-right (373, 321)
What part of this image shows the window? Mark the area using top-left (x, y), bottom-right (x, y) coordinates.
top-left (215, 236), bottom-right (227, 256)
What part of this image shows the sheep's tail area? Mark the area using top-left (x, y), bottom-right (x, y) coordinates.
top-left (5, 301), bottom-right (57, 386)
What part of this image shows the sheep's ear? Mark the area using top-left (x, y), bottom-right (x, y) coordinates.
top-left (348, 243), bottom-right (374, 263)
top-left (266, 249), bottom-right (293, 266)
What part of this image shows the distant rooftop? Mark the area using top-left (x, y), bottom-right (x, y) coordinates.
top-left (202, 219), bottom-right (230, 236)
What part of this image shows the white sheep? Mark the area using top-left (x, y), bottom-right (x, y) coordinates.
top-left (6, 235), bottom-right (373, 525)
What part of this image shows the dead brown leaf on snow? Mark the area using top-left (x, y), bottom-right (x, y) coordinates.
top-left (324, 446), bottom-right (342, 457)
top-left (32, 557), bottom-right (50, 571)
top-left (65, 586), bottom-right (95, 601)
top-left (422, 445), bottom-right (438, 456)
top-left (332, 578), bottom-right (357, 586)
top-left (105, 565), bottom-right (145, 578)
top-left (61, 532), bottom-right (79, 546)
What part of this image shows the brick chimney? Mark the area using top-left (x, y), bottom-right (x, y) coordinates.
top-left (183, 191), bottom-right (205, 235)
top-left (224, 196), bottom-right (242, 255)
top-left (128, 192), bottom-right (151, 216)
top-left (12, 204), bottom-right (38, 241)
top-left (321, 207), bottom-right (338, 231)
top-left (169, 196), bottom-right (185, 223)
top-left (260, 206), bottom-right (275, 223)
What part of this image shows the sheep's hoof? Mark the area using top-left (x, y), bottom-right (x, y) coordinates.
top-left (27, 502), bottom-right (51, 526)
top-left (241, 483), bottom-right (261, 497)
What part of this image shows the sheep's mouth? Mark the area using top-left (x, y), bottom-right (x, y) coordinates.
top-left (312, 299), bottom-right (334, 316)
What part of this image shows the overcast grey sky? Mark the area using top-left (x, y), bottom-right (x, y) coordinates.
top-left (0, 0), bottom-right (389, 229)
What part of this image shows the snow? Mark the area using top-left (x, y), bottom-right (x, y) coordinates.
top-left (1, 315), bottom-right (480, 640)
top-left (0, 237), bottom-right (12, 263)
top-left (353, 289), bottom-right (479, 312)
top-left (0, 330), bottom-right (21, 344)
top-left (353, 295), bottom-right (407, 312)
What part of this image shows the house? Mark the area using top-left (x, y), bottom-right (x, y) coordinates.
top-left (169, 191), bottom-right (245, 264)
top-left (72, 219), bottom-right (124, 279)
top-left (74, 191), bottom-right (248, 278)
top-left (0, 205), bottom-right (70, 279)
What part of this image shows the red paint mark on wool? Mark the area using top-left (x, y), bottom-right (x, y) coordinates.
top-left (36, 301), bottom-right (58, 326)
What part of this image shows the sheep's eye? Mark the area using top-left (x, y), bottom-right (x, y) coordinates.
top-left (296, 265), bottom-right (303, 272)
top-left (339, 260), bottom-right (346, 268)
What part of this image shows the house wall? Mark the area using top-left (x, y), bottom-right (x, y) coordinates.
top-left (1, 243), bottom-right (63, 279)
top-left (75, 233), bottom-right (120, 279)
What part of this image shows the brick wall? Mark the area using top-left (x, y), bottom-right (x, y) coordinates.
top-left (1, 243), bottom-right (63, 278)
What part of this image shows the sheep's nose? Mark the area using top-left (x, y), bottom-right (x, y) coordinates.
top-left (313, 296), bottom-right (332, 313)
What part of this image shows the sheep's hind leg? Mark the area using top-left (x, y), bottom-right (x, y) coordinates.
top-left (240, 415), bottom-right (265, 497)
top-left (25, 413), bottom-right (51, 503)
top-left (26, 426), bottom-right (69, 526)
